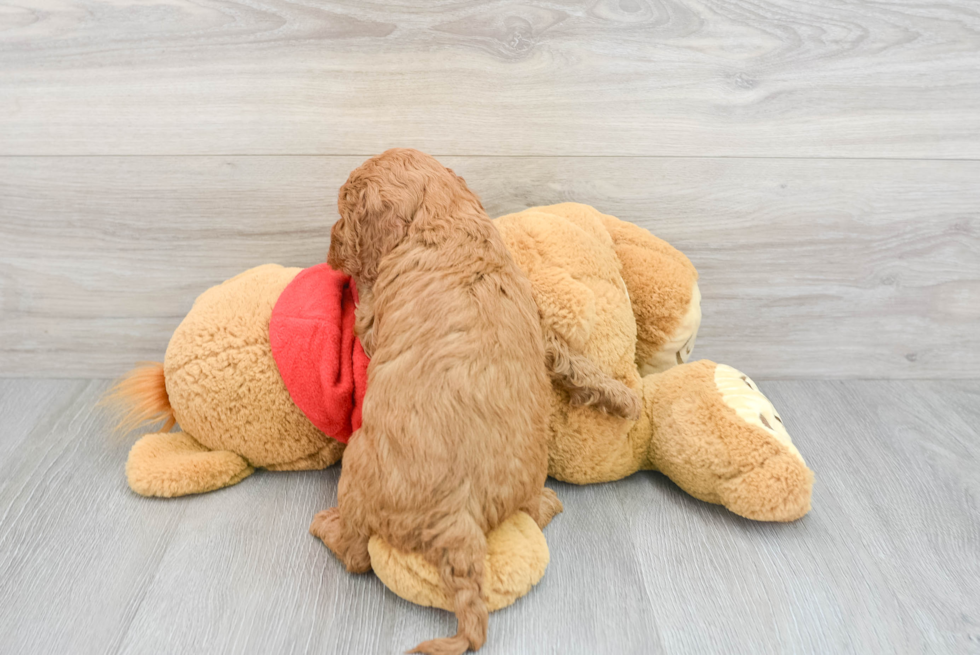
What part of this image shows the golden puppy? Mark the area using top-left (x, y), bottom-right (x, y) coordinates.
top-left (311, 149), bottom-right (562, 655)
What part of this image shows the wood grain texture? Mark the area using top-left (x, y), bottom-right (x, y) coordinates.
top-left (0, 380), bottom-right (190, 655)
top-left (0, 379), bottom-right (83, 464)
top-left (1, 378), bottom-right (978, 653)
top-left (1, 0), bottom-right (979, 157)
top-left (2, 155), bottom-right (977, 378)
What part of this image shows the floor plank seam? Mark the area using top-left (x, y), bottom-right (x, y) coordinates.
top-left (3, 154), bottom-right (980, 162)
top-left (108, 505), bottom-right (189, 655)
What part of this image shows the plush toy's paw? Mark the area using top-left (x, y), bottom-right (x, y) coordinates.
top-left (595, 212), bottom-right (701, 375)
top-left (645, 361), bottom-right (814, 522)
top-left (369, 512), bottom-right (549, 613)
top-left (126, 431), bottom-right (254, 497)
top-left (711, 364), bottom-right (813, 521)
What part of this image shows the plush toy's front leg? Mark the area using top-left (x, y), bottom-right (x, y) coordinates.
top-left (265, 439), bottom-right (345, 471)
top-left (126, 431), bottom-right (254, 497)
top-left (635, 360), bottom-right (814, 522)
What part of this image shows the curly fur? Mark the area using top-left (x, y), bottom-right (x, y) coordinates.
top-left (543, 330), bottom-right (641, 420)
top-left (312, 149), bottom-right (560, 655)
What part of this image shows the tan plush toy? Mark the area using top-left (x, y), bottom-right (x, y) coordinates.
top-left (372, 203), bottom-right (813, 610)
top-left (110, 203), bottom-right (813, 614)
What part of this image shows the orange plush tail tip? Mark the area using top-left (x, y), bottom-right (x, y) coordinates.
top-left (99, 362), bottom-right (176, 435)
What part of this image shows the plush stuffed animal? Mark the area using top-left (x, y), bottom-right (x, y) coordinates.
top-left (110, 203), bottom-right (813, 613)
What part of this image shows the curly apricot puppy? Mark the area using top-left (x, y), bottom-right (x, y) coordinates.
top-left (310, 149), bottom-right (563, 655)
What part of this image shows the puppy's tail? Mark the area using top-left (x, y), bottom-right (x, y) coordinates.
top-left (408, 517), bottom-right (488, 655)
top-left (543, 328), bottom-right (641, 421)
top-left (99, 362), bottom-right (176, 435)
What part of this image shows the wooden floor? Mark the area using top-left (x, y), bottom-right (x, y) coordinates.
top-left (0, 377), bottom-right (977, 654)
top-left (2, 1), bottom-right (980, 653)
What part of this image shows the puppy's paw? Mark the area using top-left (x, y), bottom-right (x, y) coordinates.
top-left (310, 507), bottom-right (342, 548)
top-left (536, 487), bottom-right (564, 530)
top-left (311, 507), bottom-right (372, 573)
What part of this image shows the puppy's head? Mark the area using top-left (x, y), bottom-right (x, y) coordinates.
top-left (329, 148), bottom-right (484, 284)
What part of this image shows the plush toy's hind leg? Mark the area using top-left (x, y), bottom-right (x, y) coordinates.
top-left (637, 360), bottom-right (814, 522)
top-left (126, 431), bottom-right (253, 497)
top-left (600, 215), bottom-right (702, 374)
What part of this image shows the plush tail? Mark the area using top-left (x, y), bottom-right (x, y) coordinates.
top-left (408, 518), bottom-right (488, 655)
top-left (100, 362), bottom-right (175, 435)
top-left (543, 328), bottom-right (641, 421)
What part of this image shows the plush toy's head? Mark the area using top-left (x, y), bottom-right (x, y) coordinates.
top-left (491, 204), bottom-right (812, 522)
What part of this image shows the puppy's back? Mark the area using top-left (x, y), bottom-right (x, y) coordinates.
top-left (363, 221), bottom-right (550, 523)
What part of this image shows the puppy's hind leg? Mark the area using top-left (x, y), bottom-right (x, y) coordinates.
top-left (310, 507), bottom-right (372, 573)
top-left (523, 487), bottom-right (563, 530)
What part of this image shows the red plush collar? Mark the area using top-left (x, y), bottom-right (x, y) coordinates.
top-left (269, 264), bottom-right (369, 444)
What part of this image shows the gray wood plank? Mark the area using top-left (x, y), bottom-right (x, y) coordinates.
top-left (2, 156), bottom-right (978, 379)
top-left (612, 379), bottom-right (980, 654)
top-left (0, 379), bottom-right (83, 464)
top-left (919, 380), bottom-right (980, 434)
top-left (1, 378), bottom-right (978, 654)
top-left (0, 380), bottom-right (189, 655)
top-left (1, 0), bottom-right (979, 157)
top-left (114, 472), bottom-right (663, 655)
top-left (765, 380), bottom-right (979, 652)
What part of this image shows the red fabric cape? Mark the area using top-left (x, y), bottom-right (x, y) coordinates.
top-left (269, 264), bottom-right (369, 444)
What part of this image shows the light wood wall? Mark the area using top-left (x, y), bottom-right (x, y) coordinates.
top-left (1, 0), bottom-right (978, 378)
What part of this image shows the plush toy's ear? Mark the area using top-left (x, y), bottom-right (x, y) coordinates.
top-left (368, 512), bottom-right (550, 612)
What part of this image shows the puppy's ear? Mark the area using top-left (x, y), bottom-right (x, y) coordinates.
top-left (337, 171), bottom-right (410, 284)
top-left (329, 180), bottom-right (363, 275)
top-left (447, 168), bottom-right (486, 214)
top-left (327, 213), bottom-right (358, 274)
